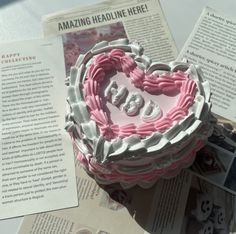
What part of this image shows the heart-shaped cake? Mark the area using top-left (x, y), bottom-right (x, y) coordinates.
top-left (65, 39), bottom-right (213, 188)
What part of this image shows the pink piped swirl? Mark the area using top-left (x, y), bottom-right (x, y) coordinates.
top-left (118, 123), bottom-right (137, 137)
top-left (120, 55), bottom-right (136, 75)
top-left (86, 64), bottom-right (105, 82)
top-left (90, 109), bottom-right (109, 126)
top-left (109, 49), bottom-right (125, 70)
top-left (136, 122), bottom-right (155, 136)
top-left (130, 67), bottom-right (145, 88)
top-left (93, 53), bottom-right (113, 71)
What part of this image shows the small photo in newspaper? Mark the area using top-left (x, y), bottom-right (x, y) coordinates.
top-left (180, 175), bottom-right (235, 234)
top-left (191, 114), bottom-right (236, 195)
top-left (62, 22), bottom-right (128, 76)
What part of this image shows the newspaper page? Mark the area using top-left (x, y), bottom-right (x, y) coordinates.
top-left (177, 7), bottom-right (236, 196)
top-left (42, 0), bottom-right (178, 65)
top-left (0, 37), bottom-right (77, 219)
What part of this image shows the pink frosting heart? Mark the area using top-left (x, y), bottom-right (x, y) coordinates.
top-left (83, 49), bottom-right (197, 139)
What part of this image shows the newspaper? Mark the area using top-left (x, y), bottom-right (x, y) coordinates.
top-left (0, 37), bottom-right (78, 219)
top-left (177, 7), bottom-right (236, 196)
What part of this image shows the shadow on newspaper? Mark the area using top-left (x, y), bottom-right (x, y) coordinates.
top-left (99, 173), bottom-right (236, 234)
top-left (99, 182), bottom-right (156, 233)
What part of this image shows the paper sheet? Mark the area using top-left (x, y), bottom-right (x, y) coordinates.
top-left (0, 37), bottom-right (77, 219)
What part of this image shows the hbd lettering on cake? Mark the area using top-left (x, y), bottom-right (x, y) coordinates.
top-left (65, 38), bottom-right (213, 188)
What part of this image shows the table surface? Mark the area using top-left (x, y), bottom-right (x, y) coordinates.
top-left (1, 0), bottom-right (236, 233)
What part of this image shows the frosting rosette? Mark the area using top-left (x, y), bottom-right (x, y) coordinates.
top-left (65, 38), bottom-right (213, 188)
